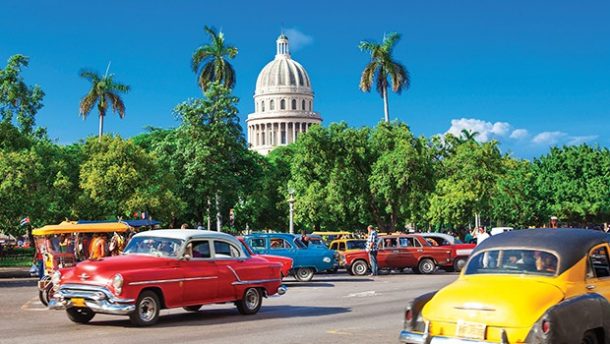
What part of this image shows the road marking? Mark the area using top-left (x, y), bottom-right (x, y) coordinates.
top-left (345, 290), bottom-right (379, 298)
top-left (21, 297), bottom-right (48, 311)
top-left (326, 329), bottom-right (353, 335)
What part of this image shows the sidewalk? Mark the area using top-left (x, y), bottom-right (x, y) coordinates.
top-left (0, 267), bottom-right (33, 279)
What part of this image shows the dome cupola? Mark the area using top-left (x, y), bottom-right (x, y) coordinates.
top-left (246, 34), bottom-right (322, 155)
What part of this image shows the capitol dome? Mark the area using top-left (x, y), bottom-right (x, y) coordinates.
top-left (246, 34), bottom-right (322, 155)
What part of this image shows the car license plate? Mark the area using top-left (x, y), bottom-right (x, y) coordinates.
top-left (456, 320), bottom-right (486, 340)
top-left (71, 298), bottom-right (86, 307)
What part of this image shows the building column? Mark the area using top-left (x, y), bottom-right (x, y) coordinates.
top-left (292, 122), bottom-right (296, 143)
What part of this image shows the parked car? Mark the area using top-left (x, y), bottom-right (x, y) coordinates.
top-left (400, 228), bottom-right (610, 343)
top-left (420, 233), bottom-right (476, 272)
top-left (328, 238), bottom-right (367, 267)
top-left (343, 234), bottom-right (453, 276)
top-left (48, 230), bottom-right (286, 326)
top-left (237, 237), bottom-right (293, 278)
top-left (244, 233), bottom-right (337, 282)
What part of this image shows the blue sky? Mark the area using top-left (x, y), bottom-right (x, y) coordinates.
top-left (1, 1), bottom-right (609, 158)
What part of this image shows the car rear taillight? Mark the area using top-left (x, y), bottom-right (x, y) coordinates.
top-left (405, 309), bottom-right (413, 322)
top-left (541, 319), bottom-right (550, 334)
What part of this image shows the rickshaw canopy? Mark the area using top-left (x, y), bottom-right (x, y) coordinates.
top-left (32, 221), bottom-right (130, 236)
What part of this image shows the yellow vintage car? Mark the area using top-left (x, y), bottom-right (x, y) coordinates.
top-left (400, 228), bottom-right (610, 344)
top-left (328, 238), bottom-right (367, 267)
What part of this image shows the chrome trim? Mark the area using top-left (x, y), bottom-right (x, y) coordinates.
top-left (50, 284), bottom-right (136, 315)
top-left (277, 285), bottom-right (287, 295)
top-left (127, 276), bottom-right (217, 286)
top-left (55, 284), bottom-right (135, 303)
top-left (226, 265), bottom-right (241, 281)
top-left (399, 330), bottom-right (499, 344)
top-left (231, 278), bottom-right (282, 286)
top-left (49, 298), bottom-right (135, 315)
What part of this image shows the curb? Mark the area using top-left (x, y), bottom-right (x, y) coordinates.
top-left (0, 268), bottom-right (32, 279)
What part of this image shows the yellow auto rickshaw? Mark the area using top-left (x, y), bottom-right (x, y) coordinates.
top-left (32, 221), bottom-right (132, 306)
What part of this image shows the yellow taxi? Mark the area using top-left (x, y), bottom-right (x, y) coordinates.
top-left (400, 228), bottom-right (610, 344)
top-left (328, 238), bottom-right (367, 267)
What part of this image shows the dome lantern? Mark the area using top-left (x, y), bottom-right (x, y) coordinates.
top-left (276, 34), bottom-right (290, 58)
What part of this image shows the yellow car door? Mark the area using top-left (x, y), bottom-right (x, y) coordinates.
top-left (585, 244), bottom-right (610, 299)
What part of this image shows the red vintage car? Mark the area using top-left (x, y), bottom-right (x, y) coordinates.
top-left (343, 234), bottom-right (453, 275)
top-left (237, 237), bottom-right (293, 278)
top-left (420, 232), bottom-right (476, 272)
top-left (48, 230), bottom-right (287, 326)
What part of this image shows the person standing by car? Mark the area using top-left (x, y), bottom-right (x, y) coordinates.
top-left (475, 226), bottom-right (490, 245)
top-left (550, 216), bottom-right (559, 229)
top-left (366, 225), bottom-right (379, 276)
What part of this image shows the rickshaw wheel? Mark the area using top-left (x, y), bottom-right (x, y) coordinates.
top-left (38, 286), bottom-right (52, 306)
top-left (66, 307), bottom-right (95, 324)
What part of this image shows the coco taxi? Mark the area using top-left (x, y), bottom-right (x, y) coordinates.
top-left (49, 230), bottom-right (286, 326)
top-left (400, 229), bottom-right (610, 344)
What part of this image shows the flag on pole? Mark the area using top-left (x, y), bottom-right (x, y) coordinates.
top-left (19, 217), bottom-right (30, 226)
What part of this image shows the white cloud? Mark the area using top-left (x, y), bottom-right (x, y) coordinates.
top-left (532, 131), bottom-right (567, 145)
top-left (284, 28), bottom-right (313, 51)
top-left (510, 129), bottom-right (529, 139)
top-left (567, 135), bottom-right (599, 145)
top-left (445, 118), bottom-right (511, 142)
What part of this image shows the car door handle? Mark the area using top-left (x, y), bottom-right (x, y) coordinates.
top-left (586, 285), bottom-right (596, 291)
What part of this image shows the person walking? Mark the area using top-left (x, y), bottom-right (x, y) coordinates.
top-left (366, 225), bottom-right (379, 276)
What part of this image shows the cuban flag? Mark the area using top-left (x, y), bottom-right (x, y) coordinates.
top-left (19, 217), bottom-right (30, 226)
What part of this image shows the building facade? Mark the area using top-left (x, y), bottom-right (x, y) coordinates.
top-left (246, 34), bottom-right (322, 155)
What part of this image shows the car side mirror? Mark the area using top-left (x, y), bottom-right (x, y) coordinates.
top-left (181, 254), bottom-right (191, 261)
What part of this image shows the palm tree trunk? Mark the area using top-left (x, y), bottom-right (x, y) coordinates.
top-left (383, 86), bottom-right (390, 123)
top-left (98, 114), bottom-right (104, 141)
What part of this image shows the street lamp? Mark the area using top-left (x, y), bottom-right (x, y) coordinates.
top-left (288, 187), bottom-right (295, 234)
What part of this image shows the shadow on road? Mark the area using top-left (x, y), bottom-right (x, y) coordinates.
top-left (89, 305), bottom-right (351, 328)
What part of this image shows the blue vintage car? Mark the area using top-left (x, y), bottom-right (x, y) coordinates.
top-left (244, 233), bottom-right (338, 282)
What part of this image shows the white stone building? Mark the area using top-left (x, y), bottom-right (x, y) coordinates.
top-left (246, 34), bottom-right (322, 155)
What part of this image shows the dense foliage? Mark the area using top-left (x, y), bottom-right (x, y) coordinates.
top-left (1, 53), bottom-right (609, 238)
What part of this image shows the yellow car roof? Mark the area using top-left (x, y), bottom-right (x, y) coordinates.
top-left (32, 221), bottom-right (130, 235)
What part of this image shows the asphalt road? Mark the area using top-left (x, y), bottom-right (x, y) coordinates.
top-left (0, 272), bottom-right (458, 344)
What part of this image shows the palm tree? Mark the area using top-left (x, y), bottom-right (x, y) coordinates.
top-left (359, 32), bottom-right (410, 122)
top-left (459, 129), bottom-right (480, 143)
top-left (192, 26), bottom-right (238, 92)
top-left (79, 69), bottom-right (130, 141)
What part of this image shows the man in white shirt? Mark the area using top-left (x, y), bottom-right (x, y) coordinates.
top-left (475, 227), bottom-right (490, 245)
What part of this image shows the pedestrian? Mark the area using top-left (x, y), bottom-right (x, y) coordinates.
top-left (475, 227), bottom-right (489, 245)
top-left (550, 216), bottom-right (559, 229)
top-left (180, 223), bottom-right (188, 230)
top-left (300, 230), bottom-right (310, 247)
top-left (366, 225), bottom-right (379, 276)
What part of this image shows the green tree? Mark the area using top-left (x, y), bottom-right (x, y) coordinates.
top-left (491, 158), bottom-right (540, 228)
top-left (359, 33), bottom-right (410, 123)
top-left (533, 145), bottom-right (610, 226)
top-left (79, 69), bottom-right (130, 141)
top-left (157, 82), bottom-right (251, 230)
top-left (428, 139), bottom-right (503, 229)
top-left (192, 26), bottom-right (238, 92)
top-left (78, 135), bottom-right (182, 222)
top-left (0, 54), bottom-right (45, 134)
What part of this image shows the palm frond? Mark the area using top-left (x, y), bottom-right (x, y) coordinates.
top-left (79, 69), bottom-right (100, 83)
top-left (107, 92), bottom-right (126, 118)
top-left (382, 32), bottom-right (401, 53)
top-left (199, 63), bottom-right (216, 90)
top-left (191, 47), bottom-right (215, 73)
top-left (375, 68), bottom-right (388, 97)
top-left (388, 61), bottom-right (410, 93)
top-left (359, 62), bottom-right (377, 92)
top-left (79, 91), bottom-right (98, 118)
top-left (358, 40), bottom-right (378, 53)
top-left (109, 80), bottom-right (130, 93)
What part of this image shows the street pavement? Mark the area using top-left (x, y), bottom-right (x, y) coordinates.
top-left (0, 271), bottom-right (457, 344)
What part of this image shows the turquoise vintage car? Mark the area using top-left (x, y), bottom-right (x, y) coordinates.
top-left (244, 233), bottom-right (337, 282)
